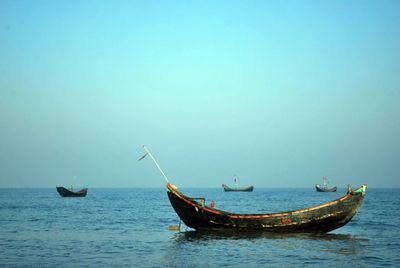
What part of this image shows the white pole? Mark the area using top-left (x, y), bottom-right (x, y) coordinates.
top-left (142, 145), bottom-right (170, 183)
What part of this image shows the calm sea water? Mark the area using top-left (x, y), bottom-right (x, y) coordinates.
top-left (1, 187), bottom-right (399, 267)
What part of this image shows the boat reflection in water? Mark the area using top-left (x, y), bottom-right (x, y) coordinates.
top-left (173, 229), bottom-right (368, 242)
top-left (169, 230), bottom-right (368, 259)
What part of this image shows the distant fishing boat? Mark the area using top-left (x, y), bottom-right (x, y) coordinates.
top-left (139, 146), bottom-right (366, 233)
top-left (315, 176), bottom-right (337, 192)
top-left (56, 186), bottom-right (88, 197)
top-left (222, 184), bottom-right (254, 192)
top-left (222, 176), bottom-right (254, 192)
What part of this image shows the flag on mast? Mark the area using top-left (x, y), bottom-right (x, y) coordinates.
top-left (138, 153), bottom-right (148, 161)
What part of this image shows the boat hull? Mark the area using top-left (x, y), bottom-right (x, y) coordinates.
top-left (315, 185), bottom-right (337, 192)
top-left (222, 184), bottom-right (254, 192)
top-left (167, 183), bottom-right (365, 233)
top-left (56, 187), bottom-right (88, 197)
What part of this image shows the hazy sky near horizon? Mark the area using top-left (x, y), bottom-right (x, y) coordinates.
top-left (1, 0), bottom-right (399, 188)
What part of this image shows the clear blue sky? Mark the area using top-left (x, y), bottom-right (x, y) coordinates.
top-left (0, 0), bottom-right (399, 188)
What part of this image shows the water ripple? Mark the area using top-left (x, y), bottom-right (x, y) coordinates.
top-left (0, 188), bottom-right (399, 267)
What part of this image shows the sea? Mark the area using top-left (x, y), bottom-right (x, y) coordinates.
top-left (1, 187), bottom-right (399, 267)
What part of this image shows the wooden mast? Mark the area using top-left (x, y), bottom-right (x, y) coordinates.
top-left (140, 145), bottom-right (170, 183)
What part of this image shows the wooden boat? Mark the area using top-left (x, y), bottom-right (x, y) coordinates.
top-left (315, 176), bottom-right (337, 192)
top-left (222, 184), bottom-right (254, 192)
top-left (56, 186), bottom-right (88, 197)
top-left (167, 183), bottom-right (366, 233)
top-left (315, 184), bottom-right (337, 192)
top-left (139, 145), bottom-right (366, 233)
top-left (223, 175), bottom-right (254, 192)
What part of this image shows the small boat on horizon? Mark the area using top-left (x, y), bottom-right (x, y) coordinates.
top-left (315, 176), bottom-right (337, 192)
top-left (222, 176), bottom-right (254, 192)
top-left (56, 186), bottom-right (88, 197)
top-left (222, 184), bottom-right (254, 192)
